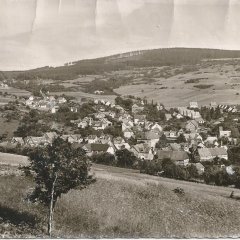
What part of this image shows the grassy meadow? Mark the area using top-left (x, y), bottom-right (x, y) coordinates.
top-left (1, 165), bottom-right (240, 238)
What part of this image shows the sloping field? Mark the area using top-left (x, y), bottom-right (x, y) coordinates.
top-left (0, 152), bottom-right (29, 166)
top-left (1, 164), bottom-right (240, 238)
top-left (0, 87), bottom-right (30, 97)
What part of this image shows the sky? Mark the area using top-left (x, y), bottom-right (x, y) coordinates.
top-left (0, 0), bottom-right (240, 70)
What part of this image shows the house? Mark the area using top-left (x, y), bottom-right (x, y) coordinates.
top-left (156, 150), bottom-right (189, 166)
top-left (49, 96), bottom-right (56, 102)
top-left (122, 119), bottom-right (134, 130)
top-left (176, 113), bottom-right (183, 119)
top-left (78, 119), bottom-right (89, 129)
top-left (94, 90), bottom-right (104, 95)
top-left (70, 107), bottom-right (78, 113)
top-left (98, 134), bottom-right (112, 145)
top-left (197, 147), bottom-right (228, 162)
top-left (226, 165), bottom-right (235, 175)
top-left (204, 136), bottom-right (218, 145)
top-left (136, 131), bottom-right (160, 148)
top-left (119, 113), bottom-right (132, 122)
top-left (185, 120), bottom-right (199, 132)
top-left (184, 133), bottom-right (202, 143)
top-left (156, 104), bottom-right (164, 111)
top-left (11, 137), bottom-right (24, 145)
top-left (58, 97), bottom-right (67, 104)
top-left (219, 126), bottom-right (231, 138)
top-left (151, 123), bottom-right (163, 132)
top-left (105, 101), bottom-right (111, 106)
top-left (38, 101), bottom-right (48, 109)
top-left (134, 115), bottom-right (146, 125)
top-left (189, 101), bottom-right (198, 109)
top-left (195, 117), bottom-right (205, 124)
top-left (144, 121), bottom-right (154, 130)
top-left (94, 112), bottom-right (106, 119)
top-left (44, 132), bottom-right (58, 144)
top-left (51, 106), bottom-right (59, 113)
top-left (106, 111), bottom-right (116, 119)
top-left (132, 104), bottom-right (144, 114)
top-left (87, 135), bottom-right (98, 144)
top-left (123, 128), bottom-right (134, 139)
top-left (83, 143), bottom-right (115, 156)
top-left (113, 137), bottom-right (125, 144)
top-left (165, 114), bottom-right (172, 121)
top-left (62, 134), bottom-right (83, 144)
top-left (131, 143), bottom-right (155, 160)
top-left (25, 136), bottom-right (46, 147)
top-left (101, 118), bottom-right (112, 128)
top-left (92, 121), bottom-right (105, 130)
top-left (163, 131), bottom-right (178, 140)
top-left (114, 142), bottom-right (131, 150)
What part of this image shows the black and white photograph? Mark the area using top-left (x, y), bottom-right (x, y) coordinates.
top-left (1, 0), bottom-right (240, 238)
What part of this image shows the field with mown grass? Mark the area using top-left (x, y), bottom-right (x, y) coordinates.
top-left (1, 164), bottom-right (240, 238)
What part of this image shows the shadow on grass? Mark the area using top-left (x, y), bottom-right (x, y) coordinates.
top-left (0, 205), bottom-right (38, 227)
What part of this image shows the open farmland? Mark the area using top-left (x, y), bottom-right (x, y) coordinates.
top-left (0, 87), bottom-right (30, 97)
top-left (1, 164), bottom-right (240, 237)
top-left (44, 60), bottom-right (240, 108)
top-left (114, 62), bottom-right (240, 107)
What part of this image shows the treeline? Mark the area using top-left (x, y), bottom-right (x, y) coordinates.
top-left (3, 48), bottom-right (240, 81)
top-left (139, 158), bottom-right (240, 188)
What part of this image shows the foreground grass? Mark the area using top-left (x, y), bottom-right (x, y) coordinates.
top-left (1, 174), bottom-right (240, 238)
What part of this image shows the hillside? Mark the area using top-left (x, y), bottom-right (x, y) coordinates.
top-left (1, 164), bottom-right (240, 238)
top-left (2, 48), bottom-right (240, 81)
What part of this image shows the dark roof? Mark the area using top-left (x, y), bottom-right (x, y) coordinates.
top-left (91, 144), bottom-right (110, 152)
top-left (157, 150), bottom-right (189, 161)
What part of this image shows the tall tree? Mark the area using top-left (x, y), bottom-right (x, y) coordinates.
top-left (116, 149), bottom-right (137, 168)
top-left (25, 137), bottom-right (95, 236)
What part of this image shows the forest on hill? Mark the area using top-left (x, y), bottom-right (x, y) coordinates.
top-left (2, 48), bottom-right (240, 81)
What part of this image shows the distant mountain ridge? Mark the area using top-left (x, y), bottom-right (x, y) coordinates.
top-left (2, 48), bottom-right (240, 81)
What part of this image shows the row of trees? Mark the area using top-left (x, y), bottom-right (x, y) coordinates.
top-left (91, 149), bottom-right (137, 169)
top-left (139, 158), bottom-right (199, 181)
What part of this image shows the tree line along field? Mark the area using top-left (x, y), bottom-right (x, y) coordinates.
top-left (1, 164), bottom-right (240, 238)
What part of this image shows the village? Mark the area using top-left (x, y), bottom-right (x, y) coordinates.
top-left (1, 88), bottom-right (240, 184)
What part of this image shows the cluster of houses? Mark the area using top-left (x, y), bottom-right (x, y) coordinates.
top-left (4, 94), bottom-right (238, 176)
top-left (0, 81), bottom-right (9, 89)
top-left (25, 94), bottom-right (67, 113)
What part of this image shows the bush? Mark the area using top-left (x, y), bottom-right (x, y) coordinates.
top-left (91, 153), bottom-right (116, 166)
top-left (193, 84), bottom-right (214, 89)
